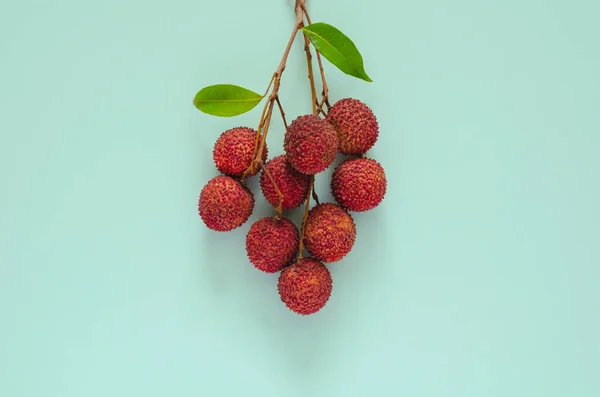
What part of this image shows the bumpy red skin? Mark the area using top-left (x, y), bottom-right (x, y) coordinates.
top-left (331, 158), bottom-right (387, 212)
top-left (304, 203), bottom-right (356, 263)
top-left (260, 155), bottom-right (310, 210)
top-left (213, 127), bottom-right (267, 178)
top-left (278, 258), bottom-right (332, 315)
top-left (198, 175), bottom-right (254, 231)
top-left (246, 217), bottom-right (299, 273)
top-left (326, 98), bottom-right (379, 155)
top-left (284, 114), bottom-right (339, 175)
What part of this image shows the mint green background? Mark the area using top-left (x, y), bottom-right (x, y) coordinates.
top-left (1, 0), bottom-right (599, 396)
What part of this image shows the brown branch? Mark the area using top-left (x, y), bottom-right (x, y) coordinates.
top-left (316, 97), bottom-right (329, 116)
top-left (275, 96), bottom-right (288, 129)
top-left (297, 175), bottom-right (315, 261)
top-left (302, 4), bottom-right (329, 107)
top-left (262, 164), bottom-right (284, 219)
top-left (241, 0), bottom-right (306, 182)
top-left (303, 33), bottom-right (318, 116)
top-left (316, 100), bottom-right (328, 117)
top-left (257, 101), bottom-right (274, 164)
top-left (262, 73), bottom-right (276, 98)
top-left (248, 85), bottom-right (275, 173)
top-left (241, 99), bottom-right (274, 182)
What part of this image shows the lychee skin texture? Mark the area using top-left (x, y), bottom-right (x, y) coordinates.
top-left (284, 114), bottom-right (339, 175)
top-left (304, 203), bottom-right (356, 263)
top-left (198, 175), bottom-right (254, 231)
top-left (246, 217), bottom-right (299, 273)
top-left (278, 258), bottom-right (332, 315)
top-left (260, 155), bottom-right (310, 210)
top-left (326, 98), bottom-right (379, 155)
top-left (331, 158), bottom-right (387, 212)
top-left (213, 126), bottom-right (267, 178)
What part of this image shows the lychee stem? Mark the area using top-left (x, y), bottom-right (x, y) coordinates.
top-left (297, 174), bottom-right (315, 261)
top-left (262, 73), bottom-right (276, 100)
top-left (316, 97), bottom-right (329, 117)
top-left (275, 96), bottom-right (288, 129)
top-left (257, 101), bottom-right (274, 163)
top-left (303, 33), bottom-right (318, 116)
top-left (262, 163), bottom-right (284, 220)
top-left (241, 0), bottom-right (305, 183)
top-left (302, 4), bottom-right (330, 110)
top-left (248, 74), bottom-right (276, 167)
top-left (241, 99), bottom-right (274, 182)
top-left (246, 84), bottom-right (272, 177)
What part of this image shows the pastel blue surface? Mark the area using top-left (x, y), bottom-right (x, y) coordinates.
top-left (1, 1), bottom-right (599, 396)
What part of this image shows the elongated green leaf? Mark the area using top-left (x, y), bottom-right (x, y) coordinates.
top-left (302, 22), bottom-right (372, 82)
top-left (193, 84), bottom-right (263, 117)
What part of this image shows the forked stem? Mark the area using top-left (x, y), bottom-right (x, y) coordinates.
top-left (241, 0), bottom-right (306, 190)
top-left (302, 4), bottom-right (330, 109)
top-left (316, 97), bottom-right (329, 117)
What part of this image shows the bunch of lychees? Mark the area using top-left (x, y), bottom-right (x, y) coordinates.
top-left (195, 0), bottom-right (386, 315)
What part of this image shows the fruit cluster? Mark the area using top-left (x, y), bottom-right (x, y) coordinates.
top-left (198, 98), bottom-right (386, 315)
top-left (194, 0), bottom-right (384, 315)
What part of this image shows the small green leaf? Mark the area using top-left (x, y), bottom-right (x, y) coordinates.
top-left (193, 84), bottom-right (263, 117)
top-left (302, 22), bottom-right (372, 82)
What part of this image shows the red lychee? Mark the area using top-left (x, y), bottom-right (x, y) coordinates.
top-left (213, 126), bottom-right (267, 178)
top-left (246, 217), bottom-right (299, 273)
top-left (278, 257), bottom-right (332, 315)
top-left (260, 154), bottom-right (310, 210)
top-left (304, 203), bottom-right (356, 263)
top-left (331, 158), bottom-right (387, 212)
top-left (284, 114), bottom-right (338, 175)
top-left (198, 175), bottom-right (254, 231)
top-left (326, 98), bottom-right (378, 155)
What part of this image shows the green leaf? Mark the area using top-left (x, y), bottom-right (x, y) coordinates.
top-left (302, 22), bottom-right (372, 82)
top-left (193, 84), bottom-right (263, 117)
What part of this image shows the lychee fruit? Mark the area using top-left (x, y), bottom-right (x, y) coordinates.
top-left (284, 114), bottom-right (338, 175)
top-left (331, 158), bottom-right (387, 212)
top-left (260, 154), bottom-right (310, 210)
top-left (304, 203), bottom-right (356, 263)
top-left (326, 98), bottom-right (378, 155)
top-left (278, 257), bottom-right (332, 315)
top-left (198, 175), bottom-right (254, 231)
top-left (246, 217), bottom-right (299, 273)
top-left (213, 126), bottom-right (267, 178)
